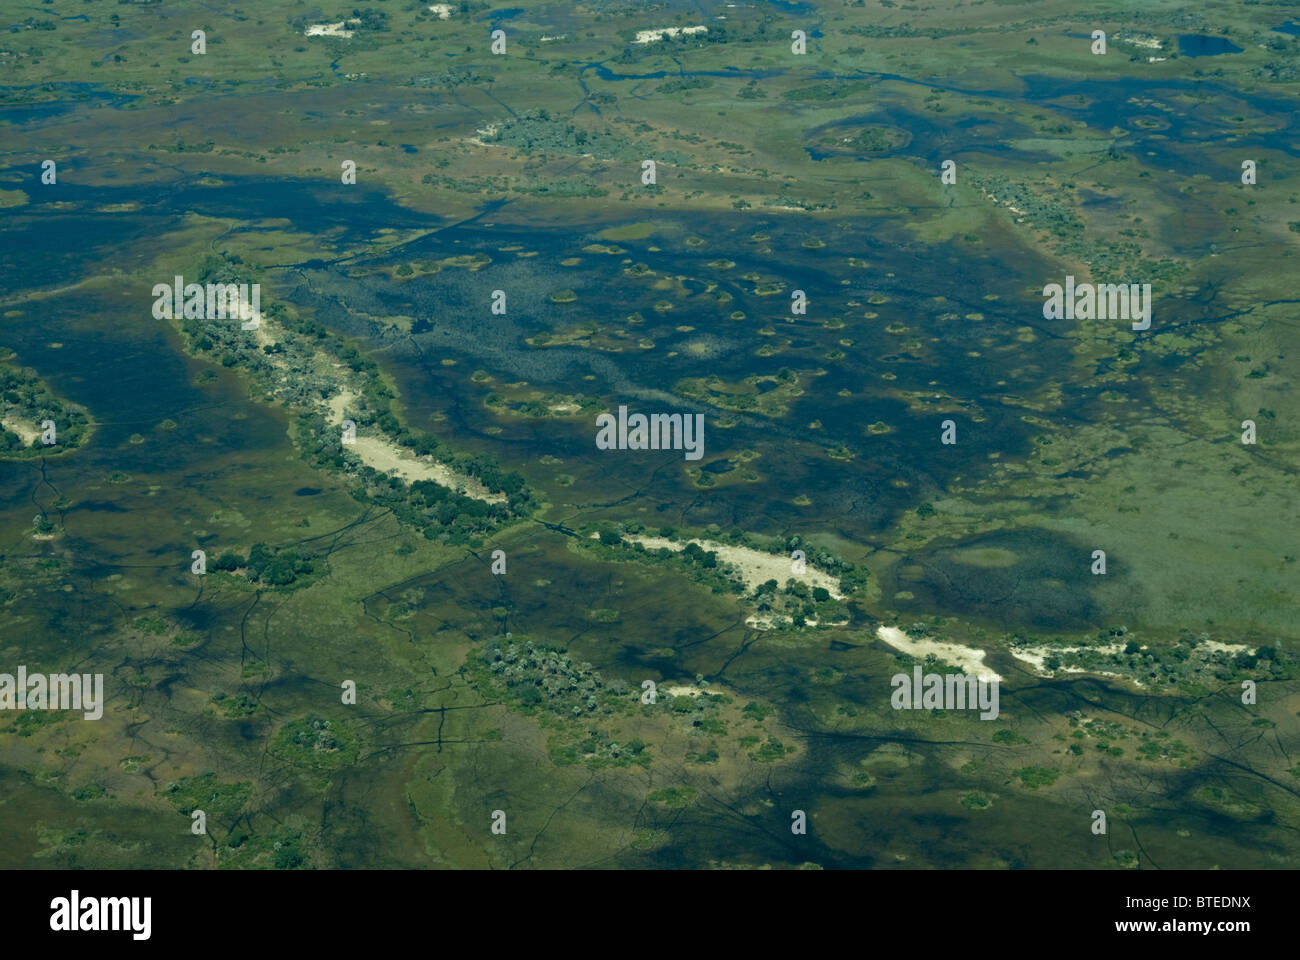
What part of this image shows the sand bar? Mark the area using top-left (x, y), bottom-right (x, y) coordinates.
top-left (621, 534), bottom-right (843, 598)
top-left (876, 626), bottom-right (1000, 682)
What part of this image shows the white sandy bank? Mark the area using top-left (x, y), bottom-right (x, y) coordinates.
top-left (328, 388), bottom-right (505, 503)
top-left (619, 534), bottom-right (843, 598)
top-left (1, 417), bottom-right (39, 445)
top-left (246, 315), bottom-right (503, 505)
top-left (633, 26), bottom-right (707, 44)
top-left (876, 626), bottom-right (1001, 682)
top-left (306, 20), bottom-right (360, 38)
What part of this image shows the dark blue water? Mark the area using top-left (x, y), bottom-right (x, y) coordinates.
top-left (1177, 34), bottom-right (1242, 57)
top-left (802, 107), bottom-right (1049, 163)
top-left (1274, 21), bottom-right (1300, 35)
top-left (0, 84), bottom-right (137, 123)
top-left (479, 7), bottom-right (525, 22)
top-left (0, 178), bottom-right (445, 294)
top-left (580, 62), bottom-right (783, 83)
top-left (766, 0), bottom-right (817, 13)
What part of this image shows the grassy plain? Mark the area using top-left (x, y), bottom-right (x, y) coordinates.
top-left (0, 0), bottom-right (1297, 868)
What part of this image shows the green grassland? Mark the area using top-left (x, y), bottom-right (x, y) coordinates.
top-left (0, 0), bottom-right (1298, 868)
